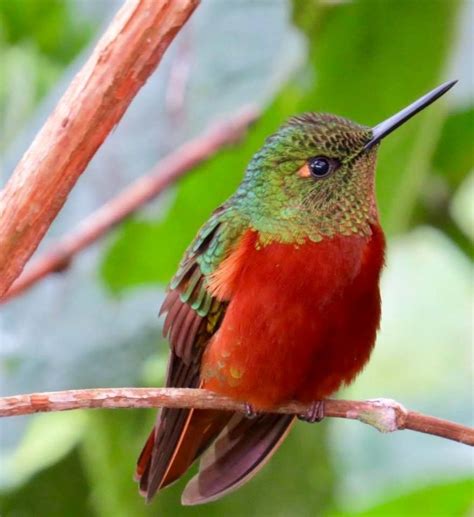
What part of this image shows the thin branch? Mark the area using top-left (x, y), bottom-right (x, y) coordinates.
top-left (0, 388), bottom-right (472, 446)
top-left (2, 106), bottom-right (258, 303)
top-left (0, 0), bottom-right (199, 297)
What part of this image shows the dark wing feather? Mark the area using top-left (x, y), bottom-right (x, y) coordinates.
top-left (137, 210), bottom-right (236, 500)
top-left (182, 414), bottom-right (295, 505)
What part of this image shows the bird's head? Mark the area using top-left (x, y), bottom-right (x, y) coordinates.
top-left (234, 81), bottom-right (456, 244)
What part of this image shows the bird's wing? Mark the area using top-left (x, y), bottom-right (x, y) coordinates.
top-left (136, 207), bottom-right (243, 500)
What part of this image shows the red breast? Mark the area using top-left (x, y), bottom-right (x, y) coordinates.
top-left (203, 225), bottom-right (385, 409)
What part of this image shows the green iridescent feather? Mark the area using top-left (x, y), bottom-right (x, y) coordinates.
top-left (168, 112), bottom-right (376, 322)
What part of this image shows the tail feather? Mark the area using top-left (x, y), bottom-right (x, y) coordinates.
top-left (181, 413), bottom-right (295, 505)
top-left (135, 408), bottom-right (231, 501)
top-left (159, 408), bottom-right (232, 490)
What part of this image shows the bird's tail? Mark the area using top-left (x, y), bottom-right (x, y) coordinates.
top-left (181, 413), bottom-right (295, 505)
top-left (136, 407), bottom-right (232, 501)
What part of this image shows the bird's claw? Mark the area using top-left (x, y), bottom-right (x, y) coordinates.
top-left (244, 403), bottom-right (258, 419)
top-left (298, 401), bottom-right (325, 423)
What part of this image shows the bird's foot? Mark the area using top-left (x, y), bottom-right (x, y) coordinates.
top-left (298, 400), bottom-right (325, 423)
top-left (244, 403), bottom-right (258, 419)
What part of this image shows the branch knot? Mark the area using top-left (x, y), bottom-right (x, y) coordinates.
top-left (355, 398), bottom-right (409, 433)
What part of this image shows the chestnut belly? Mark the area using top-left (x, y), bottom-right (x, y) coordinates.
top-left (202, 228), bottom-right (385, 409)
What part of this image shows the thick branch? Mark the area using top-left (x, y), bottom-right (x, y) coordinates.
top-left (2, 107), bottom-right (258, 303)
top-left (0, 388), bottom-right (472, 446)
top-left (0, 0), bottom-right (199, 297)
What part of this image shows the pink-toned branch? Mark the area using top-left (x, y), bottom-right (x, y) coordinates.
top-left (2, 107), bottom-right (258, 303)
top-left (0, 0), bottom-right (199, 297)
top-left (0, 388), bottom-right (472, 446)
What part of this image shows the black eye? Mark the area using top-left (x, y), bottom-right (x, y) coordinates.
top-left (308, 156), bottom-right (333, 178)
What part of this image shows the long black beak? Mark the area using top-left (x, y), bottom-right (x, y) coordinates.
top-left (364, 80), bottom-right (457, 150)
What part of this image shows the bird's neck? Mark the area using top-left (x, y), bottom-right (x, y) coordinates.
top-left (233, 188), bottom-right (379, 248)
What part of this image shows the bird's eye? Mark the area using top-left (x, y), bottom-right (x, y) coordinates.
top-left (297, 156), bottom-right (340, 179)
top-left (308, 156), bottom-right (333, 178)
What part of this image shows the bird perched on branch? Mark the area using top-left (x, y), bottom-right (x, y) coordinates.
top-left (136, 81), bottom-right (456, 505)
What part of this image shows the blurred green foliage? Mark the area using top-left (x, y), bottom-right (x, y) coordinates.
top-left (0, 449), bottom-right (94, 517)
top-left (336, 479), bottom-right (474, 517)
top-left (1, 0), bottom-right (472, 516)
top-left (0, 0), bottom-right (92, 64)
top-left (435, 107), bottom-right (474, 189)
top-left (0, 0), bottom-right (94, 150)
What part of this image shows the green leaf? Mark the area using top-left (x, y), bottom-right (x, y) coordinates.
top-left (80, 410), bottom-right (157, 517)
top-left (1, 411), bottom-right (88, 490)
top-left (0, 0), bottom-right (94, 64)
top-left (334, 478), bottom-right (474, 516)
top-left (0, 44), bottom-right (61, 151)
top-left (451, 172), bottom-right (474, 242)
top-left (0, 0), bottom-right (96, 149)
top-left (0, 448), bottom-right (95, 517)
top-left (411, 106), bottom-right (474, 258)
top-left (433, 106), bottom-right (474, 189)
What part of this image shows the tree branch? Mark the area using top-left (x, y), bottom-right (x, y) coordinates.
top-left (2, 106), bottom-right (258, 303)
top-left (0, 0), bottom-right (199, 297)
top-left (0, 388), bottom-right (472, 446)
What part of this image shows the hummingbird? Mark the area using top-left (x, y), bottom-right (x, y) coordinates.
top-left (136, 81), bottom-right (456, 505)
